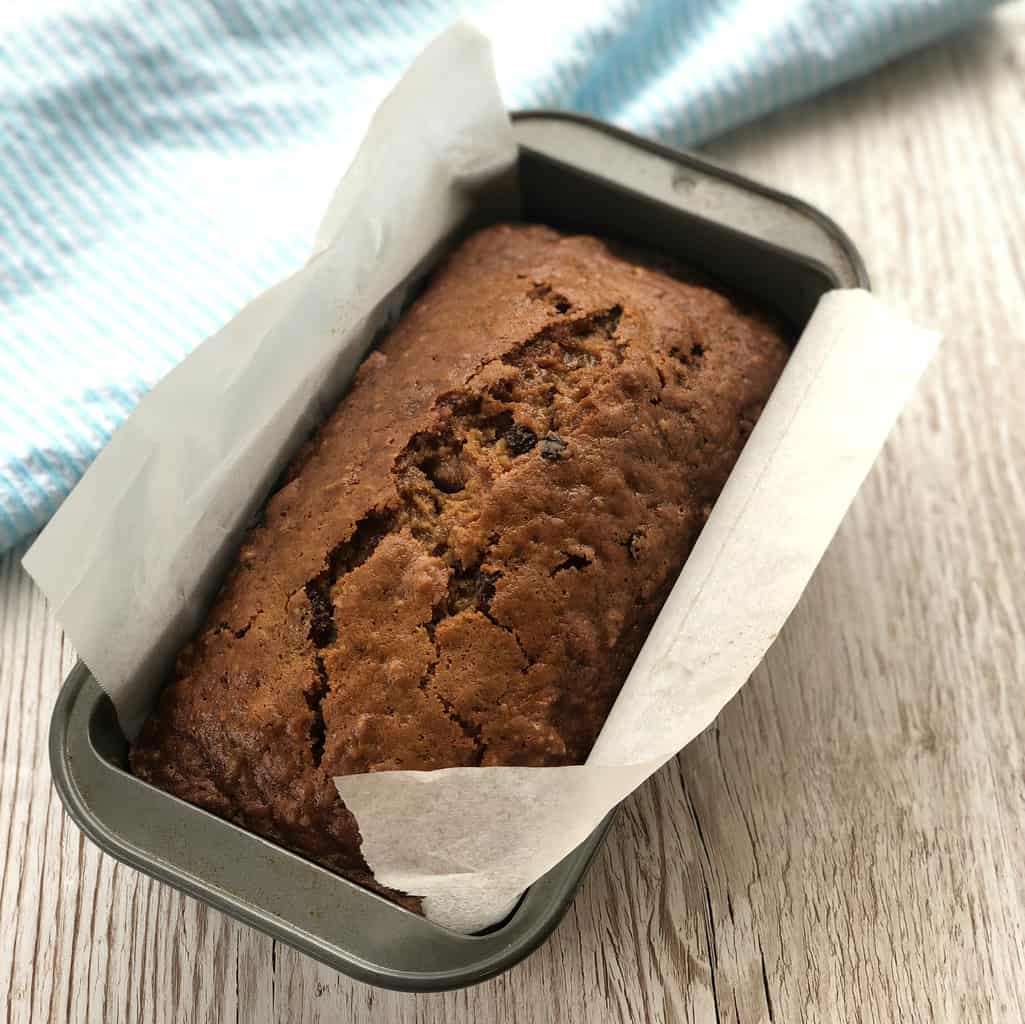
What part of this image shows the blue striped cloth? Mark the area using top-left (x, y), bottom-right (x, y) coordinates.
top-left (0, 1), bottom-right (1000, 552)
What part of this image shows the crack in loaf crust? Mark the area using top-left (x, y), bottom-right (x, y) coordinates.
top-left (130, 224), bottom-right (790, 909)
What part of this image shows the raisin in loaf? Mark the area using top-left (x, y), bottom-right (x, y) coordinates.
top-left (130, 224), bottom-right (789, 905)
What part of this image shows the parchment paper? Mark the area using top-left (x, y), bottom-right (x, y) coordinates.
top-left (24, 22), bottom-right (939, 934)
top-left (23, 21), bottom-right (518, 739)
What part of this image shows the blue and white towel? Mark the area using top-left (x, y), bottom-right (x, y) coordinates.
top-left (0, 0), bottom-right (1001, 552)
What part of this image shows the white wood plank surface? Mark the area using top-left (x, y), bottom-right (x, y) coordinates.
top-left (3, 6), bottom-right (1024, 1020)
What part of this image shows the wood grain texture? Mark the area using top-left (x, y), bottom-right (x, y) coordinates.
top-left (3, 6), bottom-right (1024, 1021)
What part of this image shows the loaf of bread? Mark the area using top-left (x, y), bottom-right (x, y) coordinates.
top-left (130, 224), bottom-right (789, 905)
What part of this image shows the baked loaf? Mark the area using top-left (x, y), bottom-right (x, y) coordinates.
top-left (131, 224), bottom-right (789, 904)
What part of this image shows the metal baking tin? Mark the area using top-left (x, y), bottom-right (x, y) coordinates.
top-left (49, 111), bottom-right (869, 993)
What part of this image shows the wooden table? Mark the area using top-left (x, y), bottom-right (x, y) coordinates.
top-left (3, 7), bottom-right (1024, 1021)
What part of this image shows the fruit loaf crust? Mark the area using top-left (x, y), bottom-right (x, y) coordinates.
top-left (130, 223), bottom-right (789, 909)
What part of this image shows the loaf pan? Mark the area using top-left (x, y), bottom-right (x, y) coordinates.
top-left (49, 110), bottom-right (869, 992)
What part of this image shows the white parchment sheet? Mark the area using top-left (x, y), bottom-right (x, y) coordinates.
top-left (24, 22), bottom-right (939, 933)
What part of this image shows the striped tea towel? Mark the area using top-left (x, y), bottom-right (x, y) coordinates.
top-left (0, 0), bottom-right (1002, 552)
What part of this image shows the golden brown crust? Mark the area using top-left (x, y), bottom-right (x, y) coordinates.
top-left (130, 223), bottom-right (789, 906)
